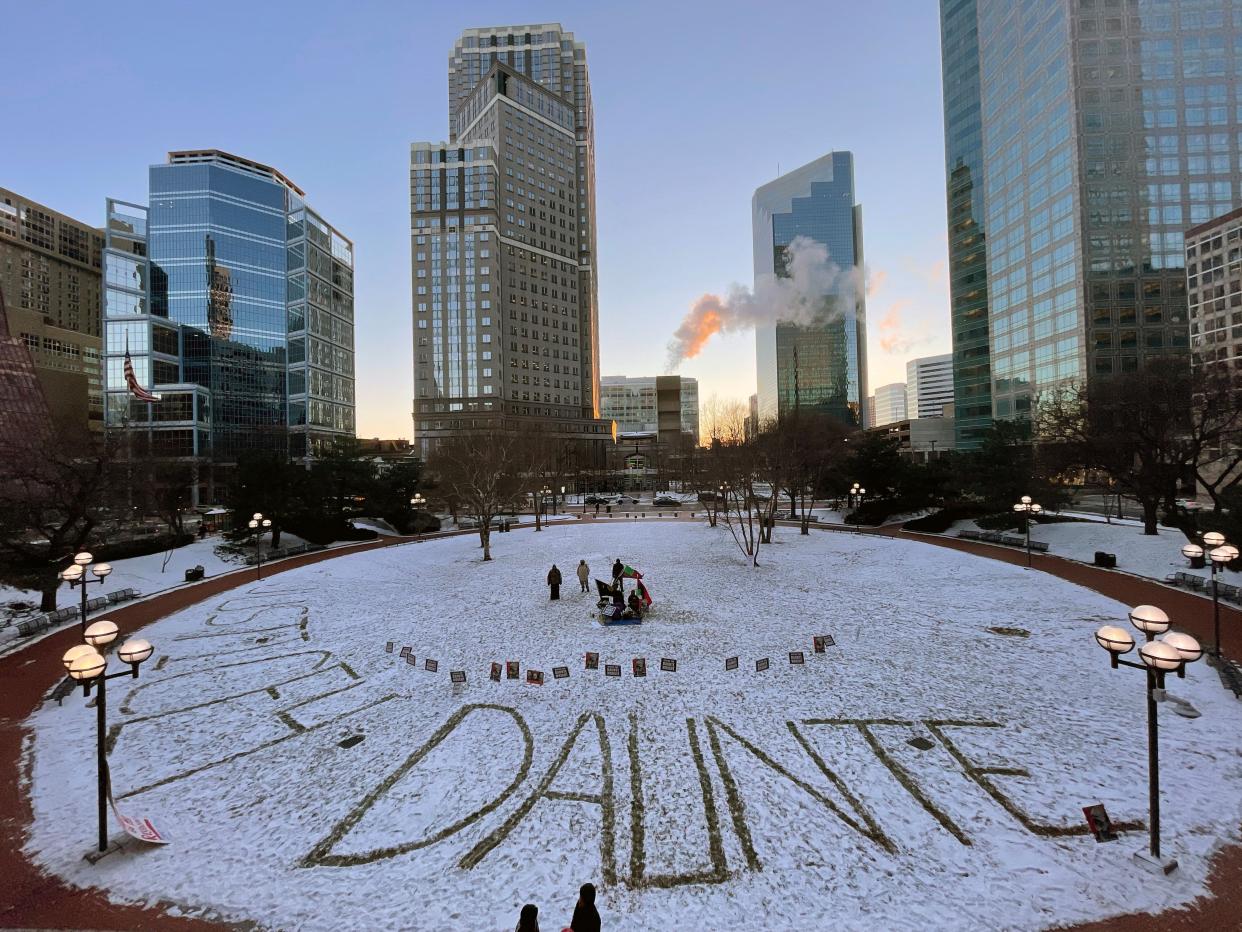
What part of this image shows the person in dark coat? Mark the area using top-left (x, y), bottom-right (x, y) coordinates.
top-left (547, 565), bottom-right (562, 600)
top-left (516, 902), bottom-right (540, 932)
top-left (569, 883), bottom-right (600, 932)
top-left (611, 558), bottom-right (624, 583)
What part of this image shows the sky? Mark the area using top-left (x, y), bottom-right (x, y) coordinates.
top-left (2, 0), bottom-right (952, 439)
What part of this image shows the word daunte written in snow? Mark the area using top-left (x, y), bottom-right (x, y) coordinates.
top-left (665, 236), bottom-right (864, 370)
top-left (298, 705), bottom-right (1143, 884)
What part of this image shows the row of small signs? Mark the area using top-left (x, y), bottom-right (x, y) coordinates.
top-left (385, 635), bottom-right (836, 685)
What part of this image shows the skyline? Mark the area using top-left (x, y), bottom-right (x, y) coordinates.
top-left (2, 0), bottom-right (951, 440)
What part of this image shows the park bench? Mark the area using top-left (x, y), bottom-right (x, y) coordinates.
top-left (1216, 582), bottom-right (1241, 601)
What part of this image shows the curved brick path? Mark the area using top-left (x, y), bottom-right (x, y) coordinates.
top-left (1, 521), bottom-right (1240, 930)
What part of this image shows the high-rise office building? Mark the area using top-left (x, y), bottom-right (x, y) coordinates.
top-left (105, 151), bottom-right (355, 497)
top-left (599, 375), bottom-right (699, 439)
top-left (942, 0), bottom-right (1242, 433)
top-left (753, 151), bottom-right (867, 427)
top-left (907, 353), bottom-right (954, 419)
top-left (871, 381), bottom-right (908, 427)
top-left (0, 189), bottom-right (104, 433)
top-left (447, 24), bottom-right (600, 419)
top-left (939, 0), bottom-right (992, 450)
top-left (1186, 206), bottom-right (1242, 376)
top-left (411, 32), bottom-right (608, 459)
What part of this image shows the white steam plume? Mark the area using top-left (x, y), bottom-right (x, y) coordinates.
top-left (665, 236), bottom-right (862, 371)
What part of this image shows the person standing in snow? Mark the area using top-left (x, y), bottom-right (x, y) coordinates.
top-left (611, 557), bottom-right (624, 584)
top-left (547, 564), bottom-right (562, 600)
top-left (516, 903), bottom-right (540, 932)
top-left (576, 559), bottom-right (590, 593)
top-left (569, 883), bottom-right (600, 932)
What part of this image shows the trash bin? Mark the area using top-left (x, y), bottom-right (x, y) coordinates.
top-left (606, 505), bottom-right (612, 515)
top-left (1093, 551), bottom-right (1117, 569)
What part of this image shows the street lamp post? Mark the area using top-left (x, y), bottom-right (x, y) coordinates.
top-left (409, 493), bottom-right (426, 539)
top-left (64, 622), bottom-right (155, 852)
top-left (849, 483), bottom-right (866, 533)
top-left (59, 552), bottom-right (113, 636)
top-left (1013, 496), bottom-right (1043, 567)
top-left (1181, 531), bottom-right (1238, 658)
top-left (248, 512), bottom-right (272, 580)
top-left (1094, 605), bottom-right (1202, 874)
top-left (559, 485), bottom-right (566, 516)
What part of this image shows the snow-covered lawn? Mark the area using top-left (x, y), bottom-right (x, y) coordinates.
top-left (22, 522), bottom-right (1242, 931)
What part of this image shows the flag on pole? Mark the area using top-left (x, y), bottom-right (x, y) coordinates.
top-left (124, 349), bottom-right (161, 403)
top-left (621, 566), bottom-right (653, 606)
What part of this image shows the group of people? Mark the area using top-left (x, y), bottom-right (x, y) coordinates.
top-left (515, 883), bottom-right (600, 932)
top-left (546, 558), bottom-right (626, 600)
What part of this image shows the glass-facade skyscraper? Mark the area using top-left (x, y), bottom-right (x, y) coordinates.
top-left (940, 0), bottom-right (993, 450)
top-left (753, 151), bottom-right (867, 426)
top-left (104, 150), bottom-right (355, 498)
top-left (942, 0), bottom-right (1242, 431)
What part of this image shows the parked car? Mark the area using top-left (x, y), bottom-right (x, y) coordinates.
top-left (697, 491), bottom-right (719, 503)
top-left (584, 495), bottom-right (609, 505)
top-left (653, 496), bottom-right (680, 507)
top-left (615, 495), bottom-right (639, 505)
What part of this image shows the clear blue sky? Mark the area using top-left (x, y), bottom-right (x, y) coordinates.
top-left (3, 0), bottom-right (951, 438)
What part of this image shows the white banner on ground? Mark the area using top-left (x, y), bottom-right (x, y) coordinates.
top-left (106, 761), bottom-right (169, 845)
top-left (108, 792), bottom-right (169, 844)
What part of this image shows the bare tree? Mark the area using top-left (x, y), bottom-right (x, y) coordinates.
top-left (1185, 365), bottom-right (1242, 513)
top-left (1037, 359), bottom-right (1196, 535)
top-left (0, 427), bottom-right (114, 610)
top-left (776, 413), bottom-right (850, 535)
top-left (428, 432), bottom-right (523, 560)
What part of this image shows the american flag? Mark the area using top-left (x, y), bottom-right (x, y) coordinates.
top-left (124, 349), bottom-right (161, 403)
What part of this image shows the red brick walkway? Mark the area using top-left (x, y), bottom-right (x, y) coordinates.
top-left (1, 524), bottom-right (1240, 930)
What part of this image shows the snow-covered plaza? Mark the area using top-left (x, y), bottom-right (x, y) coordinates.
top-left (22, 521), bottom-right (1242, 930)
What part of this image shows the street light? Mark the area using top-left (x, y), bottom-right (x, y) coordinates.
top-left (1013, 496), bottom-right (1043, 567)
top-left (59, 552), bottom-right (113, 636)
top-left (1094, 605), bottom-right (1202, 875)
top-left (560, 485), bottom-right (566, 515)
top-left (1183, 533), bottom-right (1238, 657)
top-left (63, 621), bottom-right (155, 852)
top-left (410, 493), bottom-right (426, 539)
top-left (248, 513), bottom-right (272, 580)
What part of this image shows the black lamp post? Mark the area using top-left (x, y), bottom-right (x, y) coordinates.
top-left (849, 482), bottom-right (865, 533)
top-left (1013, 496), bottom-right (1043, 567)
top-left (59, 552), bottom-right (113, 636)
top-left (64, 621), bottom-right (155, 852)
top-left (248, 513), bottom-right (271, 580)
top-left (410, 493), bottom-right (426, 538)
top-left (1094, 605), bottom-right (1203, 874)
top-left (1181, 531), bottom-right (1237, 658)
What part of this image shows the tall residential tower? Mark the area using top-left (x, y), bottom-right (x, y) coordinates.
top-left (412, 26), bottom-right (607, 457)
top-left (941, 0), bottom-right (1242, 434)
top-left (753, 151), bottom-right (867, 427)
